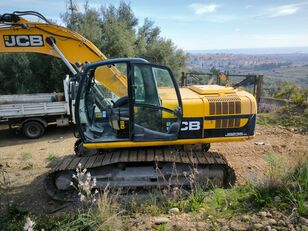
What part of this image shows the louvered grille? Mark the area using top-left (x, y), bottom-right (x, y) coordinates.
top-left (205, 95), bottom-right (242, 129)
top-left (215, 118), bottom-right (241, 128)
top-left (206, 95), bottom-right (241, 115)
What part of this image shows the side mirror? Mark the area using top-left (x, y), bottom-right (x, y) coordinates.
top-left (173, 107), bottom-right (182, 118)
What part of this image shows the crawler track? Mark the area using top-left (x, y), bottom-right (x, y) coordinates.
top-left (45, 148), bottom-right (236, 201)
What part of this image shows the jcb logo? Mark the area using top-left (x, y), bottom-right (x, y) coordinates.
top-left (181, 121), bottom-right (201, 131)
top-left (3, 35), bottom-right (44, 47)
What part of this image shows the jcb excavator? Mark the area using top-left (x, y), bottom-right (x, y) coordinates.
top-left (0, 11), bottom-right (256, 201)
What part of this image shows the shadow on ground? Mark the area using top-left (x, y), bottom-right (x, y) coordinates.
top-left (0, 155), bottom-right (78, 215)
top-left (0, 125), bottom-right (75, 148)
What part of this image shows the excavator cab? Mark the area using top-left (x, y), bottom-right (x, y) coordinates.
top-left (75, 58), bottom-right (183, 145)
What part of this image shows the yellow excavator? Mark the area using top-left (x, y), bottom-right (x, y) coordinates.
top-left (0, 11), bottom-right (256, 201)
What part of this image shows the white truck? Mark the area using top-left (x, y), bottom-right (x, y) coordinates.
top-left (0, 77), bottom-right (75, 138)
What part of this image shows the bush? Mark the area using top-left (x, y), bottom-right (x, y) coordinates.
top-left (257, 104), bottom-right (308, 132)
top-left (247, 155), bottom-right (307, 216)
top-left (285, 160), bottom-right (308, 216)
top-left (274, 81), bottom-right (307, 106)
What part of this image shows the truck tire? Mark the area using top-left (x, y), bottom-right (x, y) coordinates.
top-left (22, 121), bottom-right (45, 139)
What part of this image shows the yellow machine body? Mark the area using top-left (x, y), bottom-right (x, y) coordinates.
top-left (84, 84), bottom-right (257, 149)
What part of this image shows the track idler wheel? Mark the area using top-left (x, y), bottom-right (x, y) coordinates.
top-left (74, 139), bottom-right (98, 156)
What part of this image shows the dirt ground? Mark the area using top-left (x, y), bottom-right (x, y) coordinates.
top-left (0, 124), bottom-right (307, 215)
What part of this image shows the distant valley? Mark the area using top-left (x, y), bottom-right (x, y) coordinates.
top-left (187, 50), bottom-right (308, 93)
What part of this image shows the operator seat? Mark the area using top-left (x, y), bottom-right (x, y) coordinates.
top-left (110, 96), bottom-right (129, 130)
top-left (113, 96), bottom-right (128, 108)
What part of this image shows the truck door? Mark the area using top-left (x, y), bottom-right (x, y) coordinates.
top-left (131, 63), bottom-right (182, 141)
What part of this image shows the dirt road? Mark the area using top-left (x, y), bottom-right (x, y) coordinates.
top-left (0, 125), bottom-right (307, 214)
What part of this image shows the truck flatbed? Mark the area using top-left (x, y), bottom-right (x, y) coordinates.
top-left (0, 101), bottom-right (68, 119)
top-left (0, 89), bottom-right (71, 138)
top-left (0, 93), bottom-right (69, 119)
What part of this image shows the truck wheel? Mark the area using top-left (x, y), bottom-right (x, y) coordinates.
top-left (22, 121), bottom-right (45, 139)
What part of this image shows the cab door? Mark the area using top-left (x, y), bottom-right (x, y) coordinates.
top-left (131, 63), bottom-right (182, 141)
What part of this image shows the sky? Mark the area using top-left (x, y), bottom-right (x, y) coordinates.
top-left (1, 0), bottom-right (308, 51)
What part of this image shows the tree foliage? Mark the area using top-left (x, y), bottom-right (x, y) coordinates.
top-left (274, 81), bottom-right (308, 105)
top-left (0, 54), bottom-right (67, 94)
top-left (62, 2), bottom-right (103, 49)
top-left (0, 1), bottom-right (187, 94)
top-left (63, 1), bottom-right (187, 75)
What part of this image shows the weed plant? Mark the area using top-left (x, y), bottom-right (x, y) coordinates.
top-left (21, 152), bottom-right (32, 161)
top-left (47, 154), bottom-right (57, 161)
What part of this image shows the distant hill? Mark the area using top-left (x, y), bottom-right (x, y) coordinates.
top-left (188, 51), bottom-right (308, 93)
top-left (187, 47), bottom-right (308, 55)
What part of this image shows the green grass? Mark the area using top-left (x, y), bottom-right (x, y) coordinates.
top-left (167, 187), bottom-right (208, 213)
top-left (127, 154), bottom-right (307, 219)
top-left (20, 152), bottom-right (34, 170)
top-left (284, 160), bottom-right (308, 216)
top-left (124, 192), bottom-right (165, 216)
top-left (205, 154), bottom-right (307, 217)
top-left (0, 206), bottom-right (68, 231)
top-left (20, 152), bottom-right (32, 160)
top-left (153, 223), bottom-right (168, 231)
top-left (258, 106), bottom-right (308, 132)
top-left (202, 186), bottom-right (255, 218)
top-left (59, 190), bottom-right (124, 231)
top-left (47, 153), bottom-right (58, 161)
top-left (0, 200), bottom-right (124, 231)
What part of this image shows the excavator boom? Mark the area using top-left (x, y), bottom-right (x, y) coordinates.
top-left (0, 11), bottom-right (127, 96)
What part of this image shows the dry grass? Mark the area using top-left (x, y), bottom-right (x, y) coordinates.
top-left (58, 189), bottom-right (124, 231)
top-left (0, 168), bottom-right (11, 211)
top-left (95, 190), bottom-right (124, 231)
top-left (59, 164), bottom-right (125, 231)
